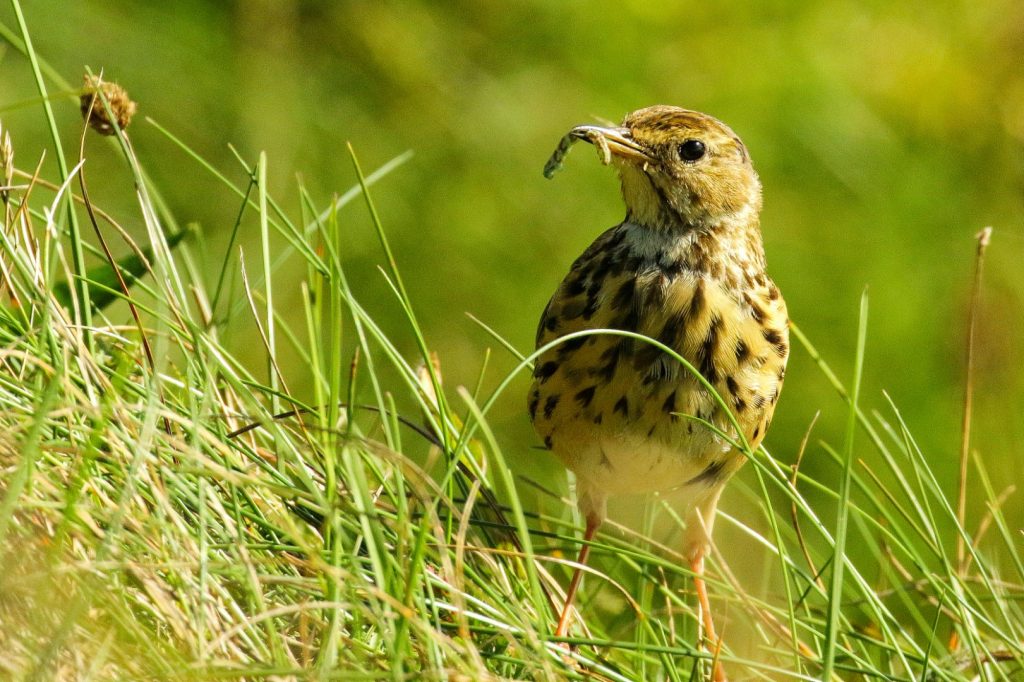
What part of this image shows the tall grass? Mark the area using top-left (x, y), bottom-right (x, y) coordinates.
top-left (0, 15), bottom-right (1021, 681)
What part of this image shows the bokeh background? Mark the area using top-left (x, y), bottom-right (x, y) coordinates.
top-left (1, 1), bottom-right (1021, 551)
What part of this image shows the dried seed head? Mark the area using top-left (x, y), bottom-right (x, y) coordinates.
top-left (0, 120), bottom-right (12, 204)
top-left (80, 74), bottom-right (137, 136)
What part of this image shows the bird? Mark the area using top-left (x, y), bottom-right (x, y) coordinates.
top-left (529, 105), bottom-right (788, 678)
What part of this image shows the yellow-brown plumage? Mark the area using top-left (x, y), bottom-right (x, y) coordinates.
top-left (530, 106), bottom-right (788, 671)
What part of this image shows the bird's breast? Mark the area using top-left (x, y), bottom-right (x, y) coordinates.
top-left (529, 223), bottom-right (788, 495)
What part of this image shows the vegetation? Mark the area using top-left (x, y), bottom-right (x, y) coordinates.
top-left (0, 3), bottom-right (1021, 680)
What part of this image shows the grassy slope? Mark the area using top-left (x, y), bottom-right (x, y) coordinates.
top-left (0, 16), bottom-right (1022, 682)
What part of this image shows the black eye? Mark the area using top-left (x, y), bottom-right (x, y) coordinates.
top-left (678, 139), bottom-right (706, 162)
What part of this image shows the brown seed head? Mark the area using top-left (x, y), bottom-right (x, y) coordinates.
top-left (80, 74), bottom-right (137, 136)
top-left (0, 120), bottom-right (12, 203)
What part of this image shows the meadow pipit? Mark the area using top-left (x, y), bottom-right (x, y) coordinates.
top-left (529, 106), bottom-right (788, 675)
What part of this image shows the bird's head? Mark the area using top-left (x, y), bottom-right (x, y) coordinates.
top-left (557, 105), bottom-right (761, 231)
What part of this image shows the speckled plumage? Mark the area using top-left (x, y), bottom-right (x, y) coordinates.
top-left (531, 106), bottom-right (788, 667)
top-left (530, 221), bottom-right (787, 501)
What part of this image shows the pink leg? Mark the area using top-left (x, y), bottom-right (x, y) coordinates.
top-left (554, 514), bottom-right (601, 639)
top-left (690, 546), bottom-right (726, 681)
top-left (686, 489), bottom-right (728, 681)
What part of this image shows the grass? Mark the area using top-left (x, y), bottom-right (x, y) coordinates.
top-left (1, 15), bottom-right (1022, 682)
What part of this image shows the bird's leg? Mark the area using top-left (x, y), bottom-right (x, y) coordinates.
top-left (690, 546), bottom-right (719, 648)
top-left (685, 489), bottom-right (727, 681)
top-left (554, 512), bottom-right (601, 639)
top-left (690, 544), bottom-right (727, 681)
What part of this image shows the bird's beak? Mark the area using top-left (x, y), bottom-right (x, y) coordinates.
top-left (569, 125), bottom-right (652, 164)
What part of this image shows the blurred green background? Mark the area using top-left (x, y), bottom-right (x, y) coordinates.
top-left (1, 1), bottom-right (1021, 536)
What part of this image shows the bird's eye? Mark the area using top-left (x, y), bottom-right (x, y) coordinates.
top-left (677, 139), bottom-right (706, 162)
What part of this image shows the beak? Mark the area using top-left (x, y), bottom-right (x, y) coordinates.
top-left (544, 123), bottom-right (654, 178)
top-left (569, 125), bottom-right (652, 164)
